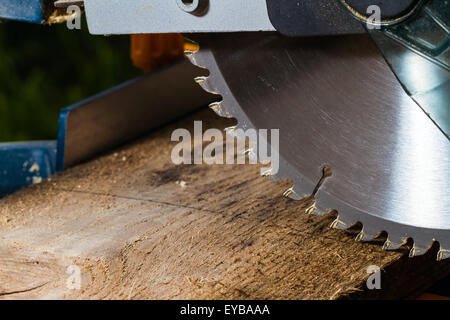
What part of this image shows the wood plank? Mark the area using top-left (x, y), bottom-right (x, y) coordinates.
top-left (0, 108), bottom-right (448, 299)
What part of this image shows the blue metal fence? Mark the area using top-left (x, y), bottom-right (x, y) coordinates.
top-left (0, 141), bottom-right (57, 197)
top-left (0, 0), bottom-right (45, 23)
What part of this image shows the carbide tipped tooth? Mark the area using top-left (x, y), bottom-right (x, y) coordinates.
top-left (283, 186), bottom-right (303, 200)
top-left (209, 102), bottom-right (231, 118)
top-left (355, 231), bottom-right (365, 242)
top-left (330, 216), bottom-right (349, 230)
top-left (355, 230), bottom-right (374, 242)
top-left (187, 54), bottom-right (199, 66)
top-left (409, 245), bottom-right (428, 258)
top-left (306, 205), bottom-right (316, 215)
top-left (194, 76), bottom-right (218, 94)
top-left (186, 51), bottom-right (204, 68)
top-left (305, 204), bottom-right (325, 216)
top-left (437, 248), bottom-right (450, 261)
top-left (194, 76), bottom-right (206, 83)
top-left (282, 187), bottom-right (295, 198)
top-left (356, 226), bottom-right (379, 242)
top-left (184, 50), bottom-right (196, 57)
top-left (224, 126), bottom-right (237, 135)
top-left (261, 168), bottom-right (273, 177)
top-left (209, 101), bottom-right (220, 111)
top-left (308, 201), bottom-right (329, 216)
top-left (383, 239), bottom-right (400, 251)
top-left (244, 149), bottom-right (257, 162)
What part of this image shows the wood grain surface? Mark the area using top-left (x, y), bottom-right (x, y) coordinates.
top-left (0, 108), bottom-right (448, 299)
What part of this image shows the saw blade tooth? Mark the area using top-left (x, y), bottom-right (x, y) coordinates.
top-left (249, 152), bottom-right (259, 163)
top-left (437, 248), bottom-right (450, 261)
top-left (305, 203), bottom-right (326, 216)
top-left (409, 241), bottom-right (434, 258)
top-left (283, 184), bottom-right (311, 201)
top-left (243, 148), bottom-right (251, 155)
top-left (382, 237), bottom-right (407, 251)
top-left (224, 126), bottom-right (237, 135)
top-left (209, 101), bottom-right (232, 118)
top-left (318, 194), bottom-right (357, 230)
top-left (330, 215), bottom-right (353, 230)
top-left (355, 231), bottom-right (365, 242)
top-left (189, 49), bottom-right (237, 124)
top-left (436, 237), bottom-right (450, 261)
top-left (315, 189), bottom-right (441, 258)
top-left (186, 47), bottom-right (219, 71)
top-left (275, 159), bottom-right (319, 198)
top-left (282, 187), bottom-right (297, 199)
top-left (188, 48), bottom-right (244, 125)
top-left (186, 52), bottom-right (198, 65)
top-left (260, 167), bottom-right (273, 177)
top-left (306, 204), bottom-right (319, 216)
top-left (184, 49), bottom-right (196, 58)
top-left (194, 76), bottom-right (220, 95)
top-left (186, 50), bottom-right (206, 69)
top-left (356, 225), bottom-right (380, 242)
top-left (243, 148), bottom-right (258, 162)
top-left (409, 246), bottom-right (425, 258)
top-left (305, 204), bottom-right (316, 216)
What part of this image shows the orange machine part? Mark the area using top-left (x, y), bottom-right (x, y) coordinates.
top-left (131, 34), bottom-right (195, 73)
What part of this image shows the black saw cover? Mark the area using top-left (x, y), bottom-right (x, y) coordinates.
top-left (265, 0), bottom-right (419, 36)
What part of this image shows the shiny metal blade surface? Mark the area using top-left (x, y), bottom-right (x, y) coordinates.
top-left (188, 33), bottom-right (450, 259)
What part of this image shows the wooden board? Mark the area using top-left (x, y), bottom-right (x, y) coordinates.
top-left (0, 108), bottom-right (448, 299)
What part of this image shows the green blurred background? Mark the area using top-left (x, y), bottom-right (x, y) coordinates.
top-left (0, 17), bottom-right (141, 142)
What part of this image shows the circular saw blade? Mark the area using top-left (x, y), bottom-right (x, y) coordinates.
top-left (187, 33), bottom-right (450, 260)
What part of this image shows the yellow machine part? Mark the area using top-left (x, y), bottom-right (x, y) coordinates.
top-left (131, 34), bottom-right (199, 73)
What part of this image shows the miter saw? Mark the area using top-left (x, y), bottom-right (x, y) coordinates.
top-left (4, 0), bottom-right (450, 260)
